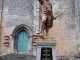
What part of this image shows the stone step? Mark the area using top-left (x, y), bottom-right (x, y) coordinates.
top-left (0, 53), bottom-right (36, 60)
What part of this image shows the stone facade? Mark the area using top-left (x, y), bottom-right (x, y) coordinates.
top-left (49, 0), bottom-right (77, 57)
top-left (0, 0), bottom-right (80, 59)
top-left (0, 0), bottom-right (33, 56)
top-left (0, 0), bottom-right (2, 55)
top-left (0, 53), bottom-right (36, 60)
top-left (75, 0), bottom-right (80, 53)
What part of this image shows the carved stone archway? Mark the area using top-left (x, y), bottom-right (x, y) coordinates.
top-left (12, 24), bottom-right (32, 53)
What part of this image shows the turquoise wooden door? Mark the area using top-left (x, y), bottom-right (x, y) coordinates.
top-left (17, 30), bottom-right (28, 52)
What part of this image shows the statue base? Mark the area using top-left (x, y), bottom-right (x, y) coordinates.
top-left (32, 33), bottom-right (54, 40)
top-left (36, 40), bottom-right (57, 60)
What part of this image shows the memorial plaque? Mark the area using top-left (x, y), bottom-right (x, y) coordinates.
top-left (40, 47), bottom-right (53, 60)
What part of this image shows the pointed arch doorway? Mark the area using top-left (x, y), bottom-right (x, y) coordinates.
top-left (17, 30), bottom-right (28, 52)
top-left (12, 24), bottom-right (32, 53)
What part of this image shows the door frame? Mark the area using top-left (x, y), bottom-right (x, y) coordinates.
top-left (12, 24), bottom-right (32, 53)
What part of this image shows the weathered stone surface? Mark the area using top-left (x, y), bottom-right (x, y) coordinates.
top-left (69, 53), bottom-right (80, 60)
top-left (0, 0), bottom-right (3, 56)
top-left (0, 53), bottom-right (36, 60)
top-left (3, 0), bottom-right (32, 28)
top-left (75, 0), bottom-right (80, 53)
top-left (47, 0), bottom-right (77, 57)
top-left (57, 56), bottom-right (69, 60)
top-left (0, 0), bottom-right (33, 56)
top-left (32, 0), bottom-right (39, 33)
top-left (0, 0), bottom-right (80, 59)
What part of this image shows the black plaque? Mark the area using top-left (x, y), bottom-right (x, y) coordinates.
top-left (40, 47), bottom-right (53, 60)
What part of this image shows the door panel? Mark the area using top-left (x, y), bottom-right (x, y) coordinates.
top-left (17, 30), bottom-right (28, 52)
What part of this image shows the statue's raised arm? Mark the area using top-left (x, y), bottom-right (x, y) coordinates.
top-left (38, 0), bottom-right (44, 5)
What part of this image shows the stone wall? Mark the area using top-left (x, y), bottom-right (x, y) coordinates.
top-left (0, 0), bottom-right (3, 56)
top-left (32, 0), bottom-right (39, 33)
top-left (0, 0), bottom-right (79, 58)
top-left (0, 0), bottom-right (2, 22)
top-left (49, 0), bottom-right (77, 57)
top-left (69, 0), bottom-right (80, 59)
top-left (0, 0), bottom-right (33, 55)
top-left (75, 0), bottom-right (80, 53)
